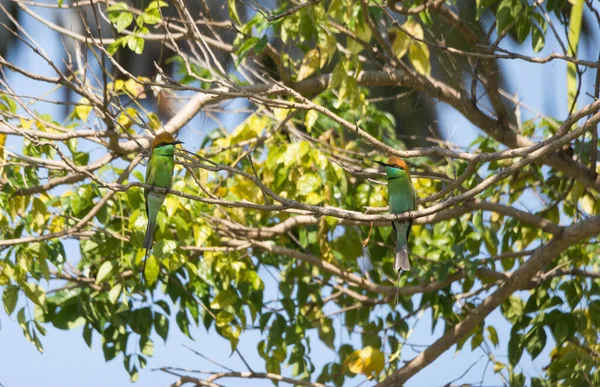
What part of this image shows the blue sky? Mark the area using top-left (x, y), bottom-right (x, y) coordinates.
top-left (1, 4), bottom-right (599, 387)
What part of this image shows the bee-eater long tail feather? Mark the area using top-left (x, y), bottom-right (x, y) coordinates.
top-left (395, 244), bottom-right (410, 272)
top-left (143, 217), bottom-right (156, 249)
top-left (395, 273), bottom-right (401, 306)
top-left (394, 222), bottom-right (411, 272)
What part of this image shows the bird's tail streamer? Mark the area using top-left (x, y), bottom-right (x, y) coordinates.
top-left (394, 244), bottom-right (410, 306)
top-left (395, 272), bottom-right (401, 306)
top-left (143, 218), bottom-right (155, 249)
top-left (141, 248), bottom-right (150, 285)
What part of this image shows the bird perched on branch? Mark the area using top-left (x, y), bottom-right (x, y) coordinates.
top-left (375, 156), bottom-right (415, 275)
top-left (143, 132), bottom-right (183, 281)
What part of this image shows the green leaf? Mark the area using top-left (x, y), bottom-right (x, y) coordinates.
top-left (330, 62), bottom-right (345, 89)
top-left (515, 15), bottom-right (531, 44)
top-left (155, 239), bottom-right (177, 259)
top-left (228, 0), bottom-right (241, 25)
top-left (553, 318), bottom-right (568, 344)
top-left (83, 323), bottom-right (93, 348)
top-left (496, 0), bottom-right (513, 34)
top-left (108, 283), bottom-right (122, 304)
top-left (145, 1), bottom-right (168, 12)
top-left (114, 12), bottom-right (133, 33)
top-left (0, 95), bottom-right (17, 113)
top-left (487, 325), bottom-right (499, 347)
top-left (143, 12), bottom-right (162, 25)
top-left (95, 261), bottom-right (115, 284)
top-left (254, 34), bottom-right (268, 54)
top-left (525, 327), bottom-right (546, 360)
top-left (53, 304), bottom-right (85, 329)
top-left (128, 36), bottom-right (145, 55)
top-left (508, 332), bottom-right (524, 366)
top-left (476, 0), bottom-right (498, 20)
top-left (106, 2), bottom-right (128, 12)
top-left (22, 282), bottom-right (46, 310)
top-left (155, 313), bottom-right (169, 342)
top-left (73, 151), bottom-right (90, 166)
top-left (140, 336), bottom-right (154, 356)
top-left (3, 285), bottom-right (18, 315)
top-left (176, 310), bottom-right (191, 338)
top-left (235, 37), bottom-right (259, 66)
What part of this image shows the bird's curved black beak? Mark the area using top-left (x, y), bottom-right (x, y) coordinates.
top-left (374, 160), bottom-right (391, 167)
top-left (171, 140), bottom-right (184, 145)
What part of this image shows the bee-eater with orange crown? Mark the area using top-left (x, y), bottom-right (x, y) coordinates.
top-left (142, 132), bottom-right (182, 279)
top-left (375, 156), bottom-right (415, 274)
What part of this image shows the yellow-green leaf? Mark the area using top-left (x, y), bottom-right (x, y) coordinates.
top-left (0, 133), bottom-right (6, 161)
top-left (391, 28), bottom-right (410, 60)
top-left (305, 110), bottom-right (319, 133)
top-left (567, 0), bottom-right (583, 111)
top-left (210, 289), bottom-right (238, 309)
top-left (345, 346), bottom-right (385, 378)
top-left (32, 198), bottom-right (48, 230)
top-left (165, 195), bottom-right (179, 218)
top-left (306, 191), bottom-right (323, 205)
top-left (318, 33), bottom-right (337, 67)
top-left (75, 98), bottom-right (92, 121)
top-left (493, 362), bottom-right (505, 373)
top-left (124, 78), bottom-right (147, 98)
top-left (409, 41), bottom-right (431, 76)
top-left (216, 310), bottom-right (234, 327)
top-left (296, 173), bottom-right (321, 196)
top-left (347, 21), bottom-right (372, 54)
top-left (297, 49), bottom-right (320, 81)
top-left (22, 282), bottom-right (46, 310)
top-left (108, 283), bottom-right (122, 304)
top-left (487, 325), bottom-right (499, 347)
top-left (404, 20), bottom-right (424, 40)
top-left (144, 254), bottom-right (160, 285)
top-left (193, 224), bottom-right (212, 247)
top-left (579, 194), bottom-right (595, 215)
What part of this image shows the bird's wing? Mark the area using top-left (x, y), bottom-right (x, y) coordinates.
top-left (407, 182), bottom-right (416, 239)
top-left (144, 156), bottom-right (157, 215)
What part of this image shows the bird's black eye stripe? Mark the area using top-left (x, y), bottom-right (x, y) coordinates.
top-left (156, 142), bottom-right (168, 148)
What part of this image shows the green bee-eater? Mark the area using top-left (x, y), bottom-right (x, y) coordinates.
top-left (375, 156), bottom-right (415, 273)
top-left (143, 132), bottom-right (182, 276)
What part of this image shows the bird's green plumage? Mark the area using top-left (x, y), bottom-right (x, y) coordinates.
top-left (385, 165), bottom-right (415, 272)
top-left (386, 166), bottom-right (414, 214)
top-left (143, 143), bottom-right (176, 254)
top-left (145, 143), bottom-right (177, 190)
